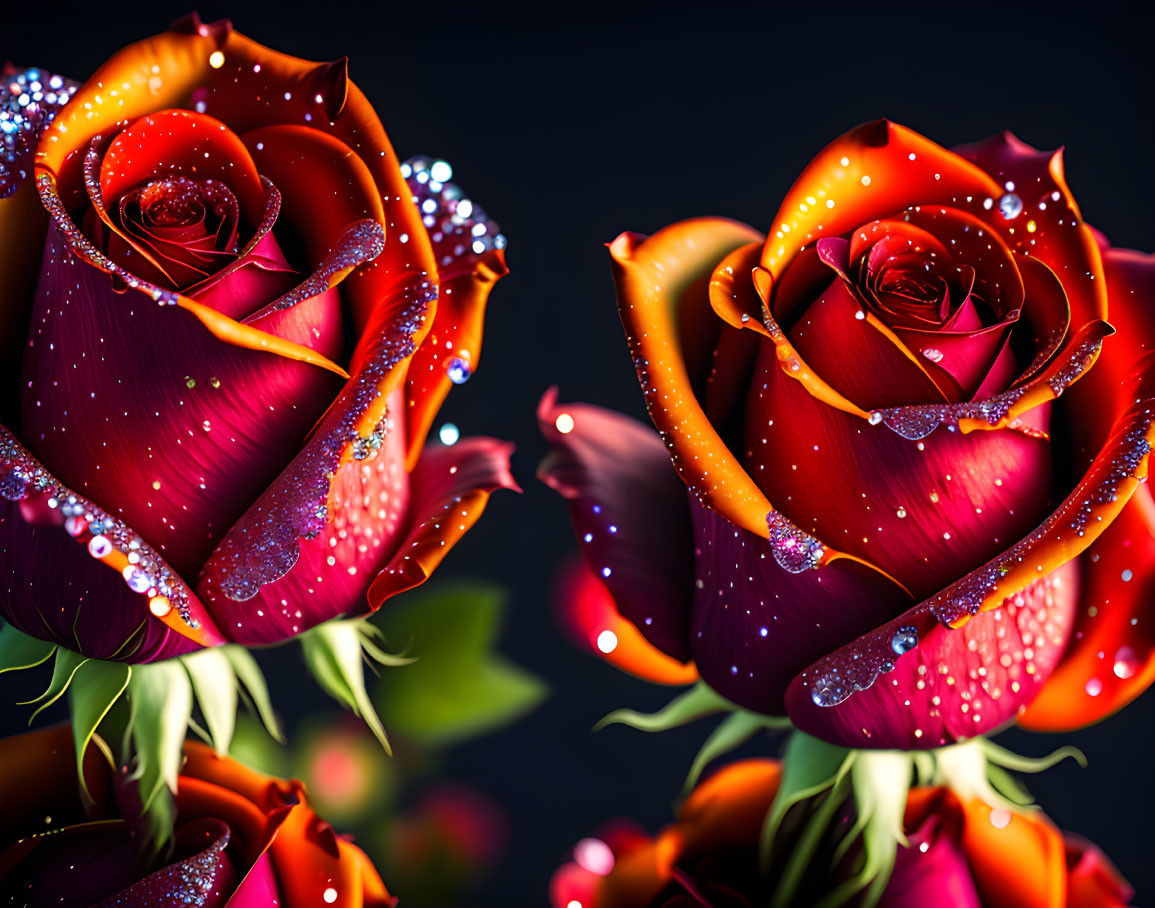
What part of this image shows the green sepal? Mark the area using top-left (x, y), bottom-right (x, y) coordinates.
top-left (760, 731), bottom-right (854, 872)
top-left (683, 712), bottom-right (777, 797)
top-left (594, 681), bottom-right (732, 734)
top-left (182, 649), bottom-right (238, 756)
top-left (817, 751), bottom-right (912, 908)
top-left (0, 623), bottom-right (56, 674)
top-left (223, 647), bottom-right (283, 744)
top-left (301, 617), bottom-right (397, 754)
top-left (127, 660), bottom-right (193, 807)
top-left (25, 647), bottom-right (86, 718)
top-left (66, 659), bottom-right (131, 803)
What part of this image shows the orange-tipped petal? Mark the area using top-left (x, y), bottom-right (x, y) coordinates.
top-left (957, 798), bottom-right (1067, 908)
top-left (609, 218), bottom-right (772, 538)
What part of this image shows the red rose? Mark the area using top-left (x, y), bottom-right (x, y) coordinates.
top-left (540, 120), bottom-right (1155, 748)
top-left (0, 724), bottom-right (395, 906)
top-left (0, 16), bottom-right (516, 662)
top-left (549, 759), bottom-right (1132, 908)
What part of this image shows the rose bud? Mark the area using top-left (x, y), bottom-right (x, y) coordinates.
top-left (549, 759), bottom-right (1133, 908)
top-left (540, 120), bottom-right (1155, 748)
top-left (0, 16), bottom-right (516, 663)
top-left (0, 723), bottom-right (395, 906)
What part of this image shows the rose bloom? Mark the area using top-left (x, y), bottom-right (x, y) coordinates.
top-left (0, 16), bottom-right (515, 662)
top-left (0, 724), bottom-right (394, 906)
top-left (549, 759), bottom-right (1132, 908)
top-left (540, 120), bottom-right (1155, 748)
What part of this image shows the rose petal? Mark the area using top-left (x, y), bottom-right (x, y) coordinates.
top-left (538, 390), bottom-right (696, 662)
top-left (0, 179), bottom-right (49, 389)
top-left (956, 798), bottom-right (1067, 908)
top-left (99, 110), bottom-right (264, 221)
top-left (609, 218), bottom-right (772, 538)
top-left (1018, 485), bottom-right (1155, 730)
top-left (954, 131), bottom-right (1106, 329)
top-left (784, 351), bottom-right (1155, 747)
top-left (760, 120), bottom-right (1002, 284)
top-left (20, 220), bottom-right (345, 578)
top-left (557, 556), bottom-right (698, 685)
top-left (267, 797), bottom-right (397, 908)
top-left (367, 435), bottom-right (518, 608)
top-left (790, 255), bottom-right (954, 407)
top-left (885, 813), bottom-right (981, 908)
top-left (0, 423), bottom-right (223, 659)
top-left (687, 497), bottom-right (909, 715)
top-left (1063, 836), bottom-right (1134, 908)
top-left (92, 818), bottom-right (238, 908)
top-left (35, 19), bottom-right (438, 367)
top-left (401, 161), bottom-right (509, 463)
top-left (195, 389), bottom-right (411, 644)
top-left (744, 331), bottom-right (1054, 599)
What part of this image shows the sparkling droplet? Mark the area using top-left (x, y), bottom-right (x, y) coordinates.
top-left (1085, 677), bottom-right (1102, 697)
top-left (890, 626), bottom-right (918, 656)
top-left (596, 630), bottom-right (618, 653)
top-left (1113, 646), bottom-right (1138, 680)
top-left (87, 535), bottom-right (112, 558)
top-left (446, 357), bottom-right (471, 384)
top-left (438, 422), bottom-right (459, 445)
top-left (998, 193), bottom-right (1023, 220)
top-left (123, 566), bottom-right (151, 593)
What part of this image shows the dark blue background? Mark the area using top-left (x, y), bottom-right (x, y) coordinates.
top-left (4, 1), bottom-right (1153, 904)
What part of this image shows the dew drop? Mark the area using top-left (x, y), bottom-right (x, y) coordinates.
top-left (1085, 677), bottom-right (1102, 697)
top-left (890, 626), bottom-right (918, 656)
top-left (87, 535), bottom-right (112, 558)
top-left (1113, 646), bottom-right (1138, 680)
top-left (446, 357), bottom-right (471, 384)
top-left (998, 193), bottom-right (1023, 220)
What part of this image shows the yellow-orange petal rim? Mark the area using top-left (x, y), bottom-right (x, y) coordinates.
top-left (956, 319), bottom-right (1114, 435)
top-left (706, 242), bottom-right (772, 338)
top-left (608, 218), bottom-right (773, 539)
top-left (745, 263), bottom-right (873, 422)
top-left (760, 120), bottom-right (1003, 280)
top-left (939, 349), bottom-right (1155, 631)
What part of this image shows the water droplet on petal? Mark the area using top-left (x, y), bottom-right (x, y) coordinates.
top-left (998, 193), bottom-right (1023, 220)
top-left (446, 357), bottom-right (471, 384)
top-left (890, 626), bottom-right (918, 656)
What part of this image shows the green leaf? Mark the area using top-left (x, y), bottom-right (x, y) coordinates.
top-left (372, 583), bottom-right (547, 746)
top-left (182, 648), bottom-right (238, 756)
top-left (0, 623), bottom-right (56, 674)
top-left (760, 732), bottom-right (854, 871)
top-left (128, 660), bottom-right (193, 808)
top-left (594, 681), bottom-right (732, 734)
top-left (223, 646), bottom-right (283, 743)
top-left (25, 647), bottom-right (86, 719)
top-left (302, 619), bottom-right (392, 754)
top-left (66, 659), bottom-right (130, 802)
top-left (682, 712), bottom-right (768, 796)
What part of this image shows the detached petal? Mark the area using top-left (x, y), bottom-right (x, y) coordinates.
top-left (367, 436), bottom-right (518, 607)
top-left (538, 391), bottom-right (695, 661)
top-left (1, 424), bottom-right (223, 661)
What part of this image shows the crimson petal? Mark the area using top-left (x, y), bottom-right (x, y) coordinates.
top-left (1, 424), bottom-right (222, 661)
top-left (20, 221), bottom-right (345, 578)
top-left (687, 498), bottom-right (906, 715)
